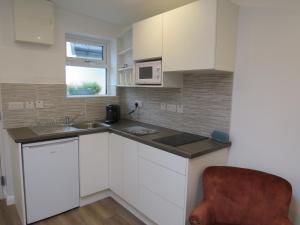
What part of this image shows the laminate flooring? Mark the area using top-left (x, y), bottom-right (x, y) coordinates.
top-left (0, 197), bottom-right (145, 225)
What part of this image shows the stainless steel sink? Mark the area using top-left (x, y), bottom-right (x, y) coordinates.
top-left (72, 121), bottom-right (108, 130)
top-left (30, 125), bottom-right (81, 136)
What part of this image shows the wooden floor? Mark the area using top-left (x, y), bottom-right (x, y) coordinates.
top-left (0, 197), bottom-right (145, 225)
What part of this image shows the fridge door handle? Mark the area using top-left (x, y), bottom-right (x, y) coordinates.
top-left (23, 138), bottom-right (78, 149)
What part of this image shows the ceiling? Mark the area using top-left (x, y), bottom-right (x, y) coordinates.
top-left (52, 0), bottom-right (300, 26)
top-left (231, 0), bottom-right (300, 9)
top-left (52, 0), bottom-right (198, 26)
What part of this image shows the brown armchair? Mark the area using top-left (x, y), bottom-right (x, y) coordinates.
top-left (189, 166), bottom-right (293, 225)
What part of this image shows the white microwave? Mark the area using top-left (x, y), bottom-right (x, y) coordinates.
top-left (135, 60), bottom-right (162, 85)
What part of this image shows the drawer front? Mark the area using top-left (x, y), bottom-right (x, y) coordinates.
top-left (139, 158), bottom-right (186, 208)
top-left (139, 187), bottom-right (185, 225)
top-left (139, 143), bottom-right (187, 175)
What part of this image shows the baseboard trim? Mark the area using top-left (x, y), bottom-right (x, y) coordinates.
top-left (110, 192), bottom-right (155, 225)
top-left (10, 190), bottom-right (155, 225)
top-left (79, 190), bottom-right (154, 225)
top-left (79, 190), bottom-right (111, 207)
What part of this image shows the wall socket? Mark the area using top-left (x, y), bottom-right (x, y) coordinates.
top-left (166, 104), bottom-right (177, 112)
top-left (135, 101), bottom-right (143, 108)
top-left (36, 100), bottom-right (44, 109)
top-left (160, 103), bottom-right (166, 110)
top-left (161, 103), bottom-right (184, 114)
top-left (177, 105), bottom-right (184, 114)
top-left (25, 102), bottom-right (35, 109)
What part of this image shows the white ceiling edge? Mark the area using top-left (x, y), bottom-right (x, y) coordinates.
top-left (230, 0), bottom-right (300, 10)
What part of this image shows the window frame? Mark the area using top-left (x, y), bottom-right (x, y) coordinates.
top-left (65, 34), bottom-right (111, 96)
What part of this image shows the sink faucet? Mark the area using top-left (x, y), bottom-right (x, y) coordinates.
top-left (64, 112), bottom-right (84, 126)
top-left (64, 115), bottom-right (71, 126)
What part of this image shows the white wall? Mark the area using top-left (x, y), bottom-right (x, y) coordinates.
top-left (0, 0), bottom-right (122, 84)
top-left (229, 5), bottom-right (300, 224)
top-left (0, 0), bottom-right (122, 204)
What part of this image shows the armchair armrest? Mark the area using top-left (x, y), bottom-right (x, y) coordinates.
top-left (273, 217), bottom-right (293, 225)
top-left (189, 201), bottom-right (215, 225)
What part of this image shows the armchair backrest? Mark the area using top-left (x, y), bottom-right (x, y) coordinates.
top-left (203, 166), bottom-right (292, 225)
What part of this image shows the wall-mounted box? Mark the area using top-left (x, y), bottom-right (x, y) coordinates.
top-left (13, 0), bottom-right (55, 45)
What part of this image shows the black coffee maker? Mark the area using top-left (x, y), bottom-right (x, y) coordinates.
top-left (105, 105), bottom-right (120, 124)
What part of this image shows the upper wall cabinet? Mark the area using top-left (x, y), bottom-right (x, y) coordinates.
top-left (14, 0), bottom-right (55, 45)
top-left (133, 14), bottom-right (163, 61)
top-left (162, 0), bottom-right (239, 73)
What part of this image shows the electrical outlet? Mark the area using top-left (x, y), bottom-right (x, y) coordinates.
top-left (166, 104), bottom-right (177, 112)
top-left (177, 105), bottom-right (184, 114)
top-left (160, 103), bottom-right (166, 110)
top-left (25, 102), bottom-right (35, 109)
top-left (135, 101), bottom-right (143, 108)
top-left (36, 100), bottom-right (44, 109)
top-left (8, 102), bottom-right (24, 110)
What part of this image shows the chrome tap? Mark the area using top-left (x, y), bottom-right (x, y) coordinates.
top-left (64, 112), bottom-right (84, 126)
top-left (64, 115), bottom-right (71, 126)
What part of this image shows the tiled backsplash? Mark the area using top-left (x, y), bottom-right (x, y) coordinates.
top-left (119, 73), bottom-right (233, 137)
top-left (0, 84), bottom-right (119, 128)
top-left (0, 73), bottom-right (233, 134)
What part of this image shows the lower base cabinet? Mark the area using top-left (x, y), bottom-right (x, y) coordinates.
top-left (109, 133), bottom-right (229, 225)
top-left (11, 131), bottom-right (228, 225)
top-left (79, 133), bottom-right (109, 197)
top-left (109, 134), bottom-right (139, 208)
top-left (138, 144), bottom-right (188, 225)
top-left (139, 187), bottom-right (185, 225)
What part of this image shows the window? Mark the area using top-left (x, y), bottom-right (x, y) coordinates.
top-left (65, 34), bottom-right (110, 96)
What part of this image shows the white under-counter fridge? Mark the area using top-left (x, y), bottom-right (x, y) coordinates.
top-left (22, 138), bottom-right (80, 224)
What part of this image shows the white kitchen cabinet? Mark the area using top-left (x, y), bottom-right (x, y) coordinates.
top-left (123, 138), bottom-right (139, 208)
top-left (133, 14), bottom-right (163, 61)
top-left (109, 133), bottom-right (124, 197)
top-left (138, 142), bottom-right (229, 225)
top-left (109, 134), bottom-right (229, 225)
top-left (138, 144), bottom-right (187, 225)
top-left (109, 134), bottom-right (139, 208)
top-left (79, 133), bottom-right (109, 197)
top-left (139, 187), bottom-right (185, 225)
top-left (162, 0), bottom-right (239, 72)
top-left (13, 0), bottom-right (55, 45)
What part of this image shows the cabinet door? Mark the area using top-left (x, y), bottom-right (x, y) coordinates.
top-left (79, 133), bottom-right (109, 197)
top-left (138, 144), bottom-right (187, 225)
top-left (133, 14), bottom-right (163, 60)
top-left (109, 134), bottom-right (124, 197)
top-left (123, 139), bottom-right (139, 208)
top-left (163, 0), bottom-right (217, 72)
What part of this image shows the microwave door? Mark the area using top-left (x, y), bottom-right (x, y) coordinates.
top-left (138, 67), bottom-right (153, 84)
top-left (136, 66), bottom-right (161, 84)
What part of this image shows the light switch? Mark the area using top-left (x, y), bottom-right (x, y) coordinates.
top-left (177, 105), bottom-right (184, 114)
top-left (160, 103), bottom-right (166, 110)
top-left (166, 104), bottom-right (177, 112)
top-left (36, 100), bottom-right (44, 109)
top-left (25, 102), bottom-right (35, 109)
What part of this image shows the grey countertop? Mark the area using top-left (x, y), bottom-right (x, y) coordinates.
top-left (7, 119), bottom-right (231, 159)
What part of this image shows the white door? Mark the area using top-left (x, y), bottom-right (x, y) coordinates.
top-left (123, 139), bottom-right (139, 208)
top-left (162, 0), bottom-right (217, 72)
top-left (79, 133), bottom-right (109, 197)
top-left (133, 14), bottom-right (163, 60)
top-left (23, 138), bottom-right (79, 224)
top-left (109, 134), bottom-right (124, 197)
